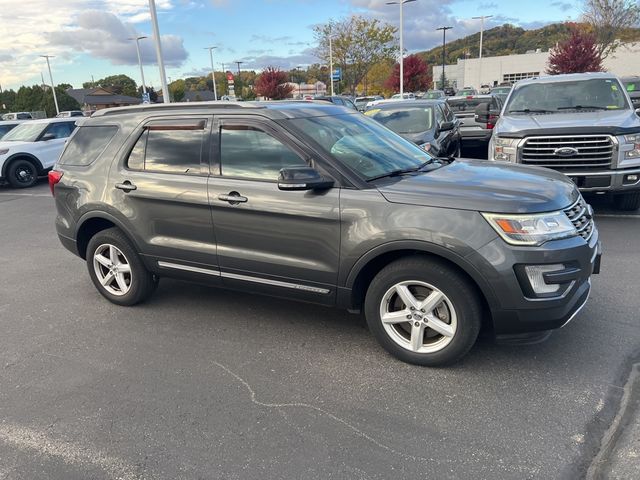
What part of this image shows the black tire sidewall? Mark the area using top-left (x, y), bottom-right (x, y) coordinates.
top-left (365, 257), bottom-right (482, 366)
top-left (7, 159), bottom-right (38, 188)
top-left (86, 228), bottom-right (155, 306)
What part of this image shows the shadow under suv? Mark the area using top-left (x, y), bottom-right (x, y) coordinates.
top-left (51, 101), bottom-right (601, 366)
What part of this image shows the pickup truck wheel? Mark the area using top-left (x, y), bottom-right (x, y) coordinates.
top-left (612, 192), bottom-right (640, 211)
top-left (86, 227), bottom-right (157, 306)
top-left (364, 257), bottom-right (482, 366)
top-left (7, 159), bottom-right (38, 188)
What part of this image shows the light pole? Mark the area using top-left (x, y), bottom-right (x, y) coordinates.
top-left (204, 46), bottom-right (218, 100)
top-left (472, 15), bottom-right (492, 88)
top-left (40, 55), bottom-right (59, 115)
top-left (148, 0), bottom-right (170, 103)
top-left (436, 26), bottom-right (452, 90)
top-left (128, 35), bottom-right (148, 96)
top-left (386, 0), bottom-right (417, 96)
top-left (235, 61), bottom-right (243, 78)
top-left (329, 32), bottom-right (334, 96)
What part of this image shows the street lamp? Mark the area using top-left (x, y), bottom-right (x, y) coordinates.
top-left (472, 15), bottom-right (492, 89)
top-left (128, 35), bottom-right (148, 97)
top-left (204, 46), bottom-right (218, 101)
top-left (39, 55), bottom-right (59, 115)
top-left (329, 31), bottom-right (335, 96)
top-left (296, 65), bottom-right (303, 98)
top-left (436, 26), bottom-right (452, 90)
top-left (148, 0), bottom-right (170, 103)
top-left (386, 0), bottom-right (417, 96)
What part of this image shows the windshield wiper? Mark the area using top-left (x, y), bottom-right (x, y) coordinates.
top-left (508, 108), bottom-right (554, 114)
top-left (557, 105), bottom-right (610, 110)
top-left (366, 160), bottom-right (433, 182)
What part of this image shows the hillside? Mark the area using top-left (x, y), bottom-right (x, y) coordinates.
top-left (418, 23), bottom-right (640, 66)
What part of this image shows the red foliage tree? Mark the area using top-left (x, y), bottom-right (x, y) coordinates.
top-left (255, 67), bottom-right (294, 100)
top-left (546, 26), bottom-right (604, 75)
top-left (384, 54), bottom-right (432, 92)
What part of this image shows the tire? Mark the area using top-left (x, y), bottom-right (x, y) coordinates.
top-left (612, 192), bottom-right (640, 211)
top-left (86, 227), bottom-right (157, 306)
top-left (6, 158), bottom-right (38, 188)
top-left (364, 256), bottom-right (482, 366)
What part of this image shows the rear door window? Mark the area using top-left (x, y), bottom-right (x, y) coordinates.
top-left (44, 121), bottom-right (77, 139)
top-left (58, 126), bottom-right (118, 166)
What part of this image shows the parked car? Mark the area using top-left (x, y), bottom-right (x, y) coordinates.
top-left (313, 95), bottom-right (358, 110)
top-left (457, 87), bottom-right (478, 96)
top-left (391, 93), bottom-right (416, 100)
top-left (2, 112), bottom-right (32, 121)
top-left (423, 90), bottom-right (446, 100)
top-left (51, 101), bottom-right (600, 366)
top-left (0, 118), bottom-right (80, 188)
top-left (490, 86), bottom-right (512, 103)
top-left (0, 120), bottom-right (25, 139)
top-left (621, 76), bottom-right (640, 110)
top-left (479, 84), bottom-right (492, 94)
top-left (489, 72), bottom-right (640, 211)
top-left (364, 100), bottom-right (461, 157)
top-left (443, 87), bottom-right (456, 96)
top-left (446, 94), bottom-right (503, 148)
top-left (355, 95), bottom-right (383, 112)
top-left (56, 110), bottom-right (85, 118)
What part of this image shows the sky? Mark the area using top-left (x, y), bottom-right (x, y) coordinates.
top-left (0, 0), bottom-right (582, 91)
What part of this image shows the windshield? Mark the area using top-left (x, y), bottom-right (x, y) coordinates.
top-left (365, 106), bottom-right (434, 134)
top-left (491, 87), bottom-right (511, 94)
top-left (458, 89), bottom-right (475, 96)
top-left (355, 97), bottom-right (376, 106)
top-left (506, 78), bottom-right (630, 113)
top-left (447, 98), bottom-right (492, 112)
top-left (291, 113), bottom-right (433, 180)
top-left (624, 79), bottom-right (640, 93)
top-left (425, 91), bottom-right (443, 99)
top-left (1, 122), bottom-right (47, 142)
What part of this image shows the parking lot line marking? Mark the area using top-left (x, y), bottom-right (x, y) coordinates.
top-left (213, 361), bottom-right (433, 463)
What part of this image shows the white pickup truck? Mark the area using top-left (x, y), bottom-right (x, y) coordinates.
top-left (0, 118), bottom-right (80, 188)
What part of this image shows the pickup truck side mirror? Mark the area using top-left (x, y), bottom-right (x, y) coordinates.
top-left (41, 133), bottom-right (56, 141)
top-left (278, 166), bottom-right (334, 191)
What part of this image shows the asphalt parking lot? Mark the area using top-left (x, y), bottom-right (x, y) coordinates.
top-left (0, 180), bottom-right (638, 480)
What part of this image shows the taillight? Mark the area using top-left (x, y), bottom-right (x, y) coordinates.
top-left (487, 114), bottom-right (497, 130)
top-left (48, 170), bottom-right (63, 196)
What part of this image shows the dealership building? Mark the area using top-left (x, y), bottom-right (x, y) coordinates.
top-left (432, 42), bottom-right (640, 90)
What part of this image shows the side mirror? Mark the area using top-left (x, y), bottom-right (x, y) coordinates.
top-left (635, 108), bottom-right (640, 116)
top-left (278, 166), bottom-right (334, 191)
top-left (41, 133), bottom-right (56, 141)
top-left (474, 102), bottom-right (491, 123)
top-left (439, 121), bottom-right (455, 131)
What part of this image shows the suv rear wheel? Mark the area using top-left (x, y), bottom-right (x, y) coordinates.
top-left (7, 159), bottom-right (38, 188)
top-left (364, 256), bottom-right (481, 366)
top-left (86, 227), bottom-right (157, 306)
top-left (613, 192), bottom-right (640, 211)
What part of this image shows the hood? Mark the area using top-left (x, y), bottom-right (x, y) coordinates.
top-left (497, 109), bottom-right (640, 137)
top-left (377, 159), bottom-right (579, 214)
top-left (0, 140), bottom-right (31, 152)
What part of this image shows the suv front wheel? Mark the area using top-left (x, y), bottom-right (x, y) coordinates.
top-left (365, 256), bottom-right (482, 366)
top-left (86, 227), bottom-right (157, 306)
top-left (7, 159), bottom-right (39, 188)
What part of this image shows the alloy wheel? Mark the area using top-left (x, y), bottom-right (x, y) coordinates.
top-left (93, 244), bottom-right (132, 296)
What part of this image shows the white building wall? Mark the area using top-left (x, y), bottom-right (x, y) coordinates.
top-left (432, 42), bottom-right (640, 90)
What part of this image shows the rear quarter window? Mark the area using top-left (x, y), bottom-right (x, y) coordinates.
top-left (58, 125), bottom-right (118, 166)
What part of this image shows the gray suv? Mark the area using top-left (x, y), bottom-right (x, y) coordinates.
top-left (51, 101), bottom-right (601, 366)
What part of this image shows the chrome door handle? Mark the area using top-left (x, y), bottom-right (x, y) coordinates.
top-left (218, 192), bottom-right (247, 204)
top-left (115, 181), bottom-right (137, 192)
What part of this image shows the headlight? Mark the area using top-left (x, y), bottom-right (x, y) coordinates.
top-left (0, 148), bottom-right (9, 155)
top-left (624, 133), bottom-right (640, 159)
top-left (493, 137), bottom-right (518, 161)
top-left (482, 211), bottom-right (577, 246)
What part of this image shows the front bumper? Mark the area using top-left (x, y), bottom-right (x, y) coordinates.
top-left (466, 223), bottom-right (601, 336)
top-left (561, 166), bottom-right (640, 193)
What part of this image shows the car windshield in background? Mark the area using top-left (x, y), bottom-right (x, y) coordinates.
top-left (506, 78), bottom-right (630, 113)
top-left (365, 106), bottom-right (434, 134)
top-left (457, 89), bottom-right (475, 96)
top-left (425, 92), bottom-right (443, 99)
top-left (447, 98), bottom-right (489, 112)
top-left (292, 113), bottom-right (433, 180)
top-left (491, 87), bottom-right (511, 94)
top-left (1, 122), bottom-right (47, 142)
top-left (624, 80), bottom-right (640, 93)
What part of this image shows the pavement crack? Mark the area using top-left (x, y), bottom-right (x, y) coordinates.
top-left (212, 361), bottom-right (433, 464)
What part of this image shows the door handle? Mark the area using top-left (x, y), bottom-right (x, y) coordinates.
top-left (115, 181), bottom-right (137, 192)
top-left (218, 191), bottom-right (247, 204)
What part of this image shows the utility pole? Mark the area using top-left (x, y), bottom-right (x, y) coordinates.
top-left (204, 47), bottom-right (218, 101)
top-left (148, 0), bottom-right (170, 103)
top-left (436, 26), bottom-right (452, 90)
top-left (472, 15), bottom-right (492, 88)
top-left (386, 0), bottom-right (417, 96)
top-left (128, 35), bottom-right (148, 96)
top-left (329, 33), bottom-right (334, 96)
top-left (235, 61), bottom-right (243, 78)
top-left (40, 55), bottom-right (59, 115)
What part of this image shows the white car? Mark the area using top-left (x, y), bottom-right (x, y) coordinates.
top-left (0, 118), bottom-right (81, 188)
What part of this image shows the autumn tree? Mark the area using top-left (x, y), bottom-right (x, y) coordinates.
top-left (314, 16), bottom-right (397, 95)
top-left (582, 0), bottom-right (640, 57)
top-left (384, 55), bottom-right (432, 93)
top-left (255, 67), bottom-right (294, 100)
top-left (546, 26), bottom-right (604, 75)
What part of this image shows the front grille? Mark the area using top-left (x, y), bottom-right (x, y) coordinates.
top-left (521, 135), bottom-right (615, 171)
top-left (564, 197), bottom-right (594, 241)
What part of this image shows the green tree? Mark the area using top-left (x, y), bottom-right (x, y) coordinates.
top-left (43, 87), bottom-right (81, 117)
top-left (0, 89), bottom-right (17, 113)
top-left (169, 79), bottom-right (186, 102)
top-left (582, 0), bottom-right (640, 57)
top-left (92, 74), bottom-right (138, 97)
top-left (314, 16), bottom-right (397, 95)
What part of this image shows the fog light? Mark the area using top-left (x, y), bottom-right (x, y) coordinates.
top-left (524, 264), bottom-right (565, 294)
top-left (624, 174), bottom-right (639, 184)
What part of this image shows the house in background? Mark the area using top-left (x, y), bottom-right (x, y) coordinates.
top-left (66, 87), bottom-right (142, 111)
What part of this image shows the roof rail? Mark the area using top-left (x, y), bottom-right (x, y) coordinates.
top-left (93, 101), bottom-right (261, 117)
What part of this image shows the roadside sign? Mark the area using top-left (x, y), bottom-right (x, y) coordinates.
top-left (142, 92), bottom-right (150, 104)
top-left (332, 68), bottom-right (341, 81)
